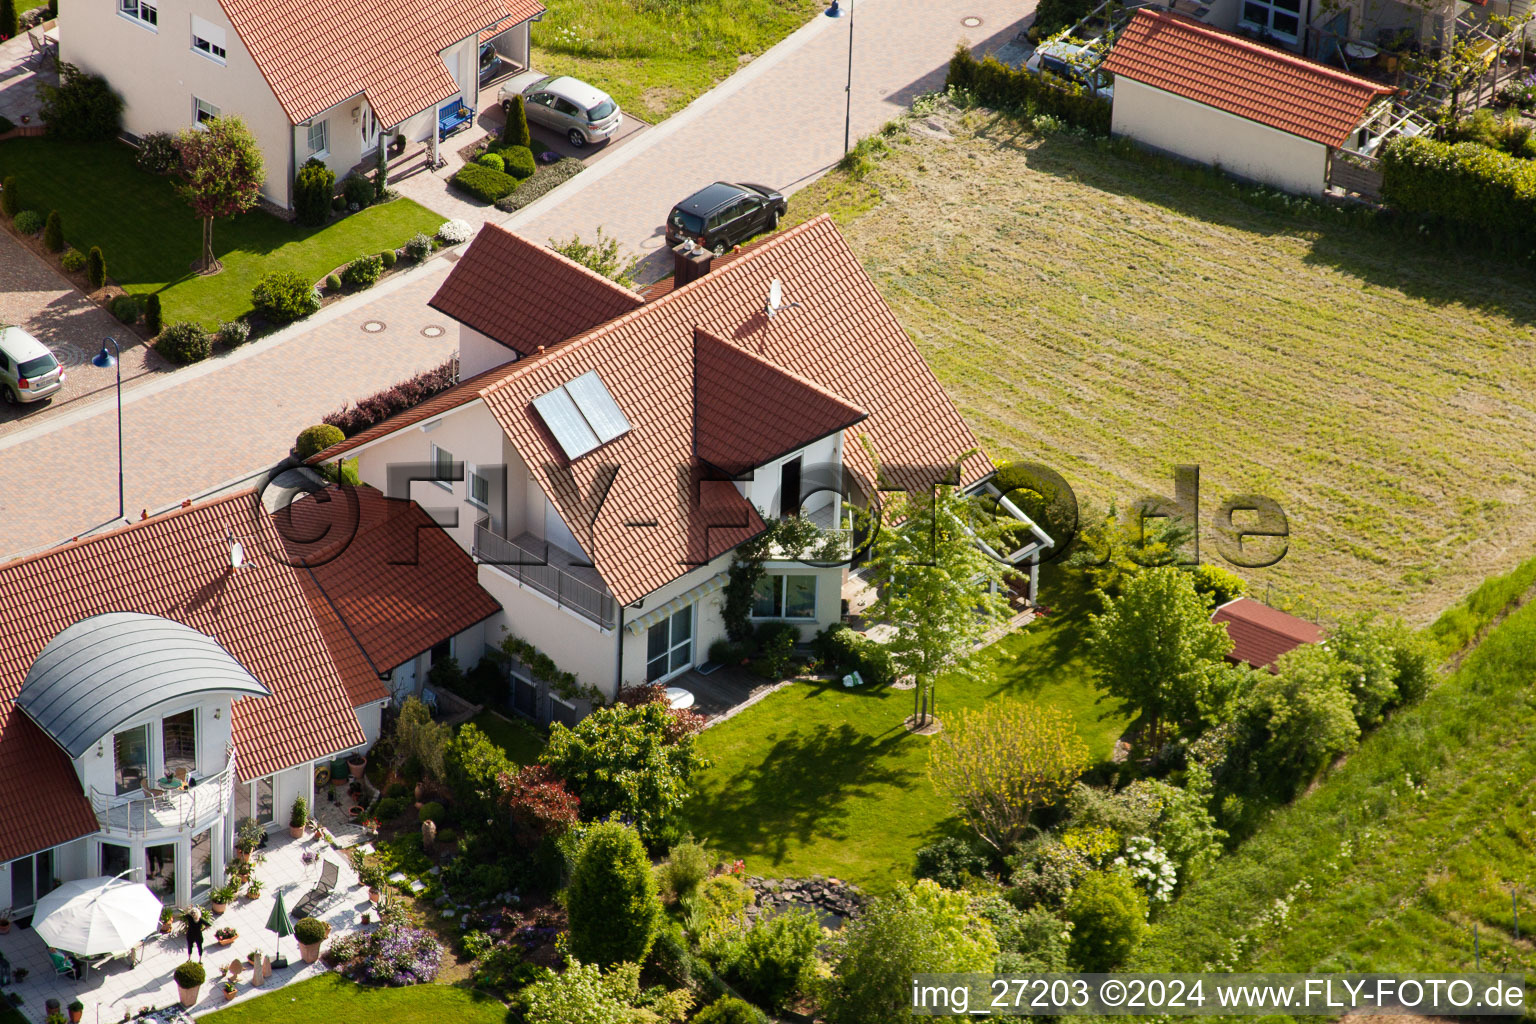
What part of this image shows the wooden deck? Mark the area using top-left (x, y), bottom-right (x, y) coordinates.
top-left (674, 663), bottom-right (773, 721)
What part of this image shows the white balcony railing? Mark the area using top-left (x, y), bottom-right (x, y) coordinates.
top-left (90, 746), bottom-right (235, 838)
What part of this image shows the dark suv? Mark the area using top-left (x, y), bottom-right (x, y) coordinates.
top-left (665, 182), bottom-right (787, 255)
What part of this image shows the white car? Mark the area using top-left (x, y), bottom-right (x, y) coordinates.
top-left (496, 72), bottom-right (623, 149)
top-left (0, 326), bottom-right (64, 405)
top-left (1025, 40), bottom-right (1115, 101)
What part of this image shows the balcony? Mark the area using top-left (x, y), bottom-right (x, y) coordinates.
top-left (89, 748), bottom-right (235, 838)
top-left (767, 502), bottom-right (855, 561)
top-left (473, 519), bottom-right (618, 630)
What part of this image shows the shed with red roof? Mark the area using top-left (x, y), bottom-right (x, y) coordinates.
top-left (1211, 597), bottom-right (1325, 670)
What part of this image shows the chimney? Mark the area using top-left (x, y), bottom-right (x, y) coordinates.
top-left (673, 240), bottom-right (713, 286)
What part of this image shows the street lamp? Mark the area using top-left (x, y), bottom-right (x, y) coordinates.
top-left (826, 0), bottom-right (853, 155)
top-left (91, 336), bottom-right (124, 523)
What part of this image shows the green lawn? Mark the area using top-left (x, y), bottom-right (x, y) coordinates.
top-left (531, 0), bottom-right (820, 122)
top-left (471, 710), bottom-right (546, 766)
top-left (200, 974), bottom-right (509, 1023)
top-left (0, 138), bottom-right (442, 329)
top-left (680, 565), bottom-right (1130, 892)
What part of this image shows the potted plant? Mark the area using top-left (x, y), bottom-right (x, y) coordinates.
top-left (392, 133), bottom-right (406, 154)
top-left (347, 752), bottom-right (367, 779)
top-left (0, 906), bottom-right (10, 934)
top-left (294, 916), bottom-right (330, 963)
top-left (289, 795), bottom-right (308, 838)
top-left (220, 980), bottom-right (237, 1002)
top-left (215, 926), bottom-right (238, 946)
top-left (245, 878), bottom-right (263, 900)
top-left (68, 1000), bottom-right (84, 1023)
top-left (159, 906), bottom-right (175, 934)
top-left (174, 960), bottom-right (206, 1007)
top-left (44, 1012), bottom-right (64, 1024)
top-left (13, 967), bottom-right (27, 983)
top-left (210, 884), bottom-right (237, 913)
top-left (360, 863), bottom-right (386, 903)
top-left (235, 817), bottom-right (264, 862)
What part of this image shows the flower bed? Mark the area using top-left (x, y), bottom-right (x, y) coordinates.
top-left (323, 922), bottom-right (443, 986)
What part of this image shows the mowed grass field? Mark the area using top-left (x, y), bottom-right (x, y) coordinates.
top-left (787, 103), bottom-right (1536, 624)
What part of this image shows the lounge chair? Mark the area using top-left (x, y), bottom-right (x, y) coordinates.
top-left (293, 858), bottom-right (340, 918)
top-left (47, 948), bottom-right (80, 980)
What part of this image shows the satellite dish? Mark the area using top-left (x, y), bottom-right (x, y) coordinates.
top-left (228, 529), bottom-right (245, 571)
top-left (766, 278), bottom-right (784, 318)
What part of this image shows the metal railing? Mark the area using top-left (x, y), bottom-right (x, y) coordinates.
top-left (473, 520), bottom-right (617, 630)
top-left (89, 746), bottom-right (236, 837)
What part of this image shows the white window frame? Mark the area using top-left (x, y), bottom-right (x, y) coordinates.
top-left (430, 443), bottom-right (454, 492)
top-left (467, 463), bottom-right (489, 509)
top-left (750, 573), bottom-right (819, 621)
top-left (646, 604), bottom-right (695, 683)
top-left (306, 118), bottom-right (329, 159)
top-left (193, 97), bottom-right (219, 128)
top-left (1238, 0), bottom-right (1301, 41)
top-left (118, 0), bottom-right (158, 29)
top-left (192, 34), bottom-right (227, 63)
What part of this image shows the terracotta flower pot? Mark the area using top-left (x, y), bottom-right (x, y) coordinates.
top-left (221, 987), bottom-right (236, 1002)
top-left (368, 887), bottom-right (380, 904)
top-left (289, 824), bottom-right (303, 838)
top-left (0, 921), bottom-right (10, 934)
top-left (217, 936), bottom-right (235, 946)
top-left (176, 983), bottom-right (201, 1008)
top-left (299, 940), bottom-right (322, 964)
top-left (70, 1009), bottom-right (83, 1023)
top-left (347, 755), bottom-right (366, 779)
top-left (211, 900), bottom-right (228, 914)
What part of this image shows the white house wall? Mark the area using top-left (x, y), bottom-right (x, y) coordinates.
top-left (459, 324), bottom-right (519, 379)
top-left (1111, 77), bottom-right (1328, 195)
top-left (71, 695), bottom-right (235, 800)
top-left (61, 0), bottom-right (296, 207)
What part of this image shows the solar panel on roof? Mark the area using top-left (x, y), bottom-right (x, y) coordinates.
top-left (532, 387), bottom-right (601, 459)
top-left (565, 370), bottom-right (632, 444)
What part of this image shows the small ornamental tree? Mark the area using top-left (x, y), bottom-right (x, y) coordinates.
top-left (142, 292), bottom-right (162, 335)
top-left (1239, 643), bottom-right (1359, 795)
top-left (87, 246), bottom-right (106, 289)
top-left (374, 145), bottom-right (389, 202)
top-left (39, 63), bottom-right (123, 141)
top-left (1, 175), bottom-right (16, 217)
top-left (497, 763), bottom-right (579, 841)
top-left (293, 157), bottom-right (335, 227)
top-left (504, 93), bottom-right (532, 148)
top-left (42, 210), bottom-right (63, 252)
top-left (548, 228), bottom-right (640, 286)
top-left (443, 723), bottom-right (515, 823)
top-left (565, 820), bottom-right (662, 968)
top-left (174, 116), bottom-right (265, 273)
top-left (928, 702), bottom-right (1089, 854)
top-left (1065, 869), bottom-right (1147, 971)
top-left (0, 0), bottom-right (19, 43)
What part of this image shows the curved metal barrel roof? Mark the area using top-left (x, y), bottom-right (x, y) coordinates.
top-left (17, 612), bottom-right (272, 759)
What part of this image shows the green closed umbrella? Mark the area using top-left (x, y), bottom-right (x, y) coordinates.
top-left (265, 889), bottom-right (293, 967)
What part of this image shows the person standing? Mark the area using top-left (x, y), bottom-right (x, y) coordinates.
top-left (184, 906), bottom-right (205, 961)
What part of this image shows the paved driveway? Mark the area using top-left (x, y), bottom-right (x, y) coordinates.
top-left (0, 230), bottom-right (165, 436)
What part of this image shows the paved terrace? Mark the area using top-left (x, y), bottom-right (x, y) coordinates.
top-left (0, 831), bottom-right (368, 1019)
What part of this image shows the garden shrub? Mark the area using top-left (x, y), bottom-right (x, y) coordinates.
top-left (60, 248), bottom-right (86, 273)
top-left (325, 273), bottom-right (342, 292)
top-left (710, 909), bottom-right (820, 1013)
top-left (567, 820), bottom-right (663, 968)
top-left (341, 253), bottom-right (383, 288)
top-left (1030, 0), bottom-right (1094, 38)
top-left (443, 722), bottom-right (514, 822)
top-left (814, 623), bottom-right (896, 686)
top-left (657, 835), bottom-right (711, 903)
top-left (495, 156), bottom-right (583, 212)
top-left (42, 210), bottom-right (63, 252)
top-left (172, 961), bottom-right (205, 989)
top-left (1380, 135), bottom-right (1536, 250)
top-left (13, 209), bottom-right (43, 234)
top-left (477, 151), bottom-right (506, 173)
top-left (416, 801), bottom-right (446, 824)
top-left (1066, 869), bottom-right (1147, 970)
top-left (142, 292), bottom-right (161, 335)
top-left (693, 997), bottom-right (766, 1024)
top-left (437, 219), bottom-right (472, 244)
top-left (341, 173), bottom-right (374, 209)
top-left (216, 320), bottom-right (250, 347)
top-left (404, 232), bottom-right (433, 262)
top-left (3, 0), bottom-right (21, 35)
top-left (450, 161), bottom-right (518, 203)
top-left (753, 621), bottom-right (797, 678)
top-left (973, 895), bottom-right (1072, 973)
top-left (331, 194), bottom-right (346, 211)
top-left (457, 657), bottom-right (505, 705)
top-left (294, 423), bottom-right (344, 460)
top-left (293, 917), bottom-right (329, 945)
top-left (945, 46), bottom-right (1111, 134)
top-left (87, 246), bottom-right (105, 288)
top-left (39, 63), bottom-right (123, 142)
top-left (385, 782), bottom-right (410, 800)
top-left (915, 835), bottom-right (989, 889)
top-left (110, 294), bottom-right (139, 323)
top-left (293, 157), bottom-right (335, 227)
top-left (321, 359), bottom-right (456, 435)
top-left (375, 796), bottom-right (407, 820)
top-left (1190, 563), bottom-right (1244, 605)
top-left (380, 248), bottom-right (397, 268)
top-left (252, 269), bottom-right (320, 323)
top-left (1236, 643), bottom-right (1359, 796)
top-left (0, 115), bottom-right (12, 135)
top-left (503, 94), bottom-right (531, 148)
top-left (136, 131), bottom-right (179, 174)
top-left (350, 922), bottom-right (442, 985)
top-left (501, 144), bottom-right (536, 180)
top-left (0, 175), bottom-right (16, 217)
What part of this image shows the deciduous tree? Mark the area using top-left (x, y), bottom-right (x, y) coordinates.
top-left (928, 702), bottom-right (1088, 853)
top-left (174, 116), bottom-right (264, 273)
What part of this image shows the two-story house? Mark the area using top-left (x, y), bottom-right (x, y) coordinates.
top-left (0, 487), bottom-right (497, 917)
top-left (309, 216), bottom-right (1053, 723)
top-left (60, 0), bottom-right (544, 211)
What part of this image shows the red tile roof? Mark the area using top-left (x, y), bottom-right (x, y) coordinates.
top-left (429, 224), bottom-right (644, 358)
top-left (475, 214), bottom-right (991, 605)
top-left (277, 486), bottom-right (502, 677)
top-left (1102, 10), bottom-right (1394, 147)
top-left (1212, 597), bottom-right (1325, 669)
top-left (220, 0), bottom-right (544, 127)
top-left (693, 326), bottom-right (868, 477)
top-left (0, 492), bottom-right (366, 863)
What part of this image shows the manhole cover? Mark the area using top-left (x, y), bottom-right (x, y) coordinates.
top-left (962, 15), bottom-right (983, 26)
top-left (361, 320), bottom-right (386, 334)
top-left (639, 236), bottom-right (665, 250)
top-left (421, 324), bottom-right (445, 338)
top-left (51, 340), bottom-right (91, 366)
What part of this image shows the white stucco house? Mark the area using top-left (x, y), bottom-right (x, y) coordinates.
top-left (59, 0), bottom-right (544, 211)
top-left (1101, 9), bottom-right (1395, 195)
top-left (307, 217), bottom-right (1052, 725)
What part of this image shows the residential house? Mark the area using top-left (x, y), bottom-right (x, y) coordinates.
top-left (1212, 596), bottom-right (1325, 669)
top-left (60, 0), bottom-right (544, 211)
top-left (0, 487), bottom-right (496, 918)
top-left (1102, 10), bottom-right (1395, 194)
top-left (309, 216), bottom-right (1053, 724)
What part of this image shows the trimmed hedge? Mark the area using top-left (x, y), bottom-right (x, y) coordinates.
top-left (294, 157), bottom-right (336, 227)
top-left (252, 269), bottom-right (320, 323)
top-left (500, 144), bottom-right (536, 180)
top-left (341, 173), bottom-right (374, 209)
top-left (60, 248), bottom-right (86, 272)
top-left (156, 321), bottom-right (211, 364)
top-left (42, 210), bottom-right (63, 252)
top-left (341, 253), bottom-right (383, 288)
top-left (13, 209), bottom-right (43, 234)
top-left (494, 157), bottom-right (584, 213)
top-left (322, 358), bottom-right (457, 436)
top-left (945, 45), bottom-right (1111, 135)
top-left (477, 152), bottom-right (505, 173)
top-left (1379, 135), bottom-right (1536, 249)
top-left (295, 423), bottom-right (344, 459)
top-left (111, 294), bottom-right (139, 324)
top-left (450, 161), bottom-right (519, 203)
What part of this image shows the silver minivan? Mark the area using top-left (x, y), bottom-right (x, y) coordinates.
top-left (497, 72), bottom-right (622, 148)
top-left (0, 326), bottom-right (64, 404)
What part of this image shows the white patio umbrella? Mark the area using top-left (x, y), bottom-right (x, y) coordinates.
top-left (32, 876), bottom-right (163, 956)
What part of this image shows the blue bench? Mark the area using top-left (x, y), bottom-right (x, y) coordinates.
top-left (438, 98), bottom-right (474, 140)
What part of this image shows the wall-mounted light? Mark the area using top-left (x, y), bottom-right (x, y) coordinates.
top-left (96, 741), bottom-right (104, 758)
top-left (213, 707), bottom-right (222, 720)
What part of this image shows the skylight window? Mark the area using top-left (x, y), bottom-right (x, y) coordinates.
top-left (532, 370), bottom-right (632, 460)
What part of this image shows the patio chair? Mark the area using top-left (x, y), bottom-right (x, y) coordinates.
top-left (47, 948), bottom-right (80, 980)
top-left (421, 687), bottom-right (439, 714)
top-left (140, 780), bottom-right (170, 810)
top-left (26, 31), bottom-right (51, 72)
top-left (293, 858), bottom-right (340, 918)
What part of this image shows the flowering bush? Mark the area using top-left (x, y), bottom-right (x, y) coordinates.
top-left (1112, 836), bottom-right (1177, 903)
top-left (437, 219), bottom-right (473, 244)
top-left (404, 232), bottom-right (433, 262)
top-left (1500, 73), bottom-right (1536, 110)
top-left (351, 923), bottom-right (442, 986)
